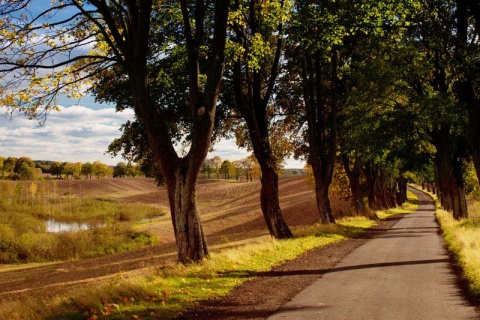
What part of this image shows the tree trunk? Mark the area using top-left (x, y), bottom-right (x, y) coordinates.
top-left (385, 186), bottom-right (392, 208)
top-left (230, 0), bottom-right (292, 239)
top-left (233, 102), bottom-right (293, 239)
top-left (312, 166), bottom-right (335, 224)
top-left (165, 165), bottom-right (208, 263)
top-left (456, 0), bottom-right (480, 185)
top-left (235, 88), bottom-right (293, 238)
top-left (458, 81), bottom-right (480, 185)
top-left (450, 179), bottom-right (468, 220)
top-left (260, 166), bottom-right (293, 238)
top-left (430, 126), bottom-right (468, 219)
top-left (342, 154), bottom-right (373, 218)
top-left (363, 160), bottom-right (379, 211)
top-left (469, 122), bottom-right (480, 185)
top-left (396, 177), bottom-right (408, 205)
top-left (119, 0), bottom-right (230, 263)
top-left (301, 49), bottom-right (338, 224)
top-left (375, 174), bottom-right (389, 210)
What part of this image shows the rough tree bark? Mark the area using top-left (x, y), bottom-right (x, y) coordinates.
top-left (342, 154), bottom-right (376, 219)
top-left (363, 160), bottom-right (379, 211)
top-left (430, 126), bottom-right (468, 220)
top-left (456, 0), bottom-right (480, 185)
top-left (396, 176), bottom-right (408, 206)
top-left (234, 92), bottom-right (293, 238)
top-left (301, 49), bottom-right (338, 224)
top-left (230, 0), bottom-right (292, 239)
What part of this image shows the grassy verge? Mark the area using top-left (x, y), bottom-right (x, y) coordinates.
top-left (430, 194), bottom-right (480, 298)
top-left (412, 184), bottom-right (480, 299)
top-left (436, 209), bottom-right (480, 296)
top-left (1, 192), bottom-right (418, 320)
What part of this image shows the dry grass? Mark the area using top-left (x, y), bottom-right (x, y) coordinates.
top-left (436, 208), bottom-right (480, 296)
top-left (418, 185), bottom-right (480, 297)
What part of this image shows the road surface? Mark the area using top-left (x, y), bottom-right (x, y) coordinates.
top-left (268, 187), bottom-right (479, 320)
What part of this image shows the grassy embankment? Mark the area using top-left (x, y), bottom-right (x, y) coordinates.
top-left (429, 187), bottom-right (480, 299)
top-left (0, 191), bottom-right (418, 319)
top-left (0, 180), bottom-right (164, 263)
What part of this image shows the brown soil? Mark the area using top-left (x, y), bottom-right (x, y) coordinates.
top-left (0, 176), bottom-right (384, 319)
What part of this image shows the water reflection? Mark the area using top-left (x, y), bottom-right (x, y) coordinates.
top-left (45, 219), bottom-right (102, 233)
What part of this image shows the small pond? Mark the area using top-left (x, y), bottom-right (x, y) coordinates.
top-left (45, 219), bottom-right (103, 233)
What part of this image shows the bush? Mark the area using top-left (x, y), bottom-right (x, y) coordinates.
top-left (0, 224), bottom-right (16, 263)
top-left (0, 225), bottom-right (159, 263)
top-left (0, 182), bottom-right (163, 264)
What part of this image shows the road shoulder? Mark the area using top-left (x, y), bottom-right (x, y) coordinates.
top-left (179, 216), bottom-right (404, 319)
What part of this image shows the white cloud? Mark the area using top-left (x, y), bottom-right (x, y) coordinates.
top-left (209, 139), bottom-right (250, 161)
top-left (0, 105), bottom-right (305, 168)
top-left (0, 105), bottom-right (134, 165)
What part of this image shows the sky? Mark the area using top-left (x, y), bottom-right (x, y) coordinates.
top-left (0, 97), bottom-right (305, 168)
top-left (0, 2), bottom-right (305, 169)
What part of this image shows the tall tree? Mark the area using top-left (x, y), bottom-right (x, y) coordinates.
top-left (395, 0), bottom-right (469, 218)
top-left (286, 0), bottom-right (343, 224)
top-left (92, 161), bottom-right (112, 178)
top-left (210, 156), bottom-right (223, 179)
top-left (0, 1), bottom-right (231, 263)
top-left (62, 162), bottom-right (77, 180)
top-left (114, 161), bottom-right (128, 178)
top-left (455, 0), bottom-right (480, 185)
top-left (283, 0), bottom-right (418, 221)
top-left (226, 0), bottom-right (293, 238)
top-left (81, 162), bottom-right (93, 179)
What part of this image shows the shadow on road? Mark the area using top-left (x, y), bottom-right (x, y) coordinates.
top-left (218, 258), bottom-right (449, 279)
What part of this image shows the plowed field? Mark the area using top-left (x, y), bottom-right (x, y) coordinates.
top-left (0, 176), bottom-right (352, 302)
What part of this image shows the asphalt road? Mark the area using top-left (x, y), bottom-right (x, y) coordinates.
top-left (268, 187), bottom-right (480, 320)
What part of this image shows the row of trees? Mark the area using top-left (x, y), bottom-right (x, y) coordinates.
top-left (49, 161), bottom-right (114, 179)
top-left (1, 1), bottom-right (479, 262)
top-left (0, 153), bottom-right (297, 182)
top-left (0, 156), bottom-right (144, 180)
top-left (202, 155), bottom-right (260, 181)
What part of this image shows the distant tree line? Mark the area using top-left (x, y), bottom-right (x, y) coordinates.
top-left (0, 156), bottom-right (153, 181)
top-left (201, 155), bottom-right (303, 182)
top-left (0, 155), bottom-right (305, 182)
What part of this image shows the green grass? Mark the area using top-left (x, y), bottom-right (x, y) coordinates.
top-left (0, 221), bottom-right (159, 264)
top-left (0, 196), bottom-right (419, 320)
top-left (0, 181), bottom-right (164, 263)
top-left (436, 201), bottom-right (480, 297)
